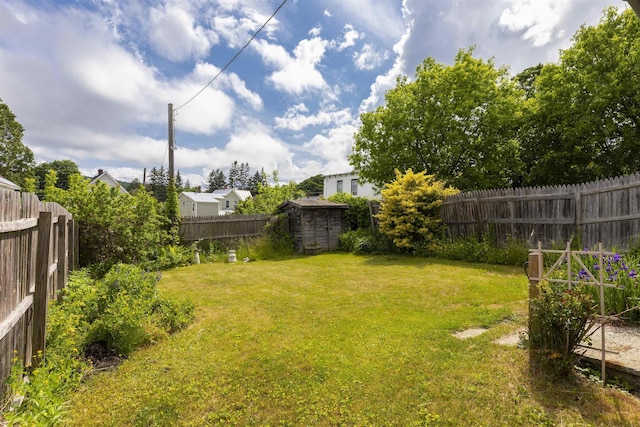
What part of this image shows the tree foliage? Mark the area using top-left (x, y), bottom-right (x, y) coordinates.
top-left (45, 171), bottom-right (166, 271)
top-left (350, 48), bottom-right (523, 191)
top-left (520, 7), bottom-right (640, 185)
top-left (0, 98), bottom-right (34, 188)
top-left (236, 171), bottom-right (305, 214)
top-left (377, 170), bottom-right (458, 251)
top-left (207, 168), bottom-right (226, 192)
top-left (328, 193), bottom-right (371, 231)
top-left (35, 159), bottom-right (80, 192)
top-left (298, 174), bottom-right (324, 197)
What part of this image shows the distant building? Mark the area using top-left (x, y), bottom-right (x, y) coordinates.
top-left (211, 188), bottom-right (253, 215)
top-left (179, 189), bottom-right (252, 217)
top-left (90, 169), bottom-right (128, 194)
top-left (323, 172), bottom-right (379, 199)
top-left (0, 175), bottom-right (21, 191)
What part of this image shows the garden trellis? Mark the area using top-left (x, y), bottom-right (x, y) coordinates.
top-left (527, 241), bottom-right (640, 383)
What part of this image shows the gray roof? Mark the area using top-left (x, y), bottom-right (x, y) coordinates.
top-left (0, 175), bottom-right (21, 191)
top-left (180, 192), bottom-right (221, 203)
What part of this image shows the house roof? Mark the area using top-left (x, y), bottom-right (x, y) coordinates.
top-left (278, 199), bottom-right (348, 210)
top-left (0, 175), bottom-right (21, 191)
top-left (90, 170), bottom-right (128, 194)
top-left (211, 188), bottom-right (252, 201)
top-left (323, 171), bottom-right (356, 179)
top-left (180, 192), bottom-right (221, 203)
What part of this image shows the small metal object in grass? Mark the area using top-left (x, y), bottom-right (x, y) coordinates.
top-left (228, 249), bottom-right (237, 263)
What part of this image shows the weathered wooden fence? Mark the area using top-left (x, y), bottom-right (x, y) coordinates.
top-left (0, 191), bottom-right (77, 394)
top-left (440, 173), bottom-right (640, 249)
top-left (179, 214), bottom-right (276, 243)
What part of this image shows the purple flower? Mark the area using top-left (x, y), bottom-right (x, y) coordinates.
top-left (577, 269), bottom-right (589, 280)
top-left (629, 269), bottom-right (638, 278)
top-left (594, 264), bottom-right (600, 271)
top-left (613, 253), bottom-right (622, 263)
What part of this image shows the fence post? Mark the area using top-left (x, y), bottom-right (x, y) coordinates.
top-left (527, 242), bottom-right (543, 366)
top-left (32, 211), bottom-right (52, 367)
top-left (56, 215), bottom-right (68, 297)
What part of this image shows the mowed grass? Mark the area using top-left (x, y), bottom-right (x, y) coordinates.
top-left (66, 254), bottom-right (640, 426)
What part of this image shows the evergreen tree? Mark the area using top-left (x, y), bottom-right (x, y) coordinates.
top-left (228, 161), bottom-right (240, 188)
top-left (207, 168), bottom-right (226, 192)
top-left (249, 168), bottom-right (268, 195)
top-left (175, 170), bottom-right (184, 191)
top-left (149, 166), bottom-right (168, 202)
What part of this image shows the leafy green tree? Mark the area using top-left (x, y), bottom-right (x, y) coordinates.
top-left (350, 48), bottom-right (523, 191)
top-left (521, 7), bottom-right (640, 185)
top-left (35, 159), bottom-right (80, 192)
top-left (377, 169), bottom-right (458, 251)
top-left (298, 174), bottom-right (324, 197)
top-left (45, 171), bottom-right (166, 270)
top-left (207, 168), bottom-right (226, 192)
top-left (0, 98), bottom-right (34, 188)
top-left (228, 161), bottom-right (240, 189)
top-left (236, 171), bottom-right (305, 214)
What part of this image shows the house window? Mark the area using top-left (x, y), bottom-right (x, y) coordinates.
top-left (337, 180), bottom-right (343, 193)
top-left (234, 200), bottom-right (238, 208)
top-left (192, 203), bottom-right (195, 212)
top-left (351, 179), bottom-right (358, 196)
top-left (226, 200), bottom-right (230, 209)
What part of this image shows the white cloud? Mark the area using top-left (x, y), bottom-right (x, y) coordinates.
top-left (302, 124), bottom-right (358, 175)
top-left (498, 0), bottom-right (572, 47)
top-left (147, 4), bottom-right (217, 61)
top-left (337, 24), bottom-right (361, 51)
top-left (322, 0), bottom-right (404, 44)
top-left (354, 43), bottom-right (388, 70)
top-left (275, 105), bottom-right (353, 131)
top-left (309, 26), bottom-right (322, 37)
top-left (324, 9), bottom-right (332, 18)
top-left (253, 37), bottom-right (328, 94)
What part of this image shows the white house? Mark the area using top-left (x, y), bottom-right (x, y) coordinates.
top-left (179, 192), bottom-right (221, 217)
top-left (179, 189), bottom-right (253, 217)
top-left (0, 175), bottom-right (21, 191)
top-left (323, 172), bottom-right (379, 199)
top-left (211, 188), bottom-right (253, 214)
top-left (90, 169), bottom-right (128, 194)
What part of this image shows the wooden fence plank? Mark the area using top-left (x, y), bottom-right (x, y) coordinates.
top-left (441, 173), bottom-right (640, 248)
top-left (32, 211), bottom-right (52, 367)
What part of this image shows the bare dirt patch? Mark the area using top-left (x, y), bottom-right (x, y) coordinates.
top-left (453, 328), bottom-right (488, 339)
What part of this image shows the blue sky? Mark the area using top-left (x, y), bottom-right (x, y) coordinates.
top-left (0, 0), bottom-right (628, 187)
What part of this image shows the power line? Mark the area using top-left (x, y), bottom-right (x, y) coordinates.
top-left (174, 0), bottom-right (288, 112)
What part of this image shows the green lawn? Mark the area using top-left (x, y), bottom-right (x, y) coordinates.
top-left (67, 254), bottom-right (640, 426)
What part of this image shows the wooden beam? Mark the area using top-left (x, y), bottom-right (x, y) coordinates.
top-left (627, 0), bottom-right (640, 17)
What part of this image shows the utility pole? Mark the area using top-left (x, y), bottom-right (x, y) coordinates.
top-left (168, 103), bottom-right (175, 181)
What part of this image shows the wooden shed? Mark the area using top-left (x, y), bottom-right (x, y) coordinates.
top-left (278, 200), bottom-right (348, 254)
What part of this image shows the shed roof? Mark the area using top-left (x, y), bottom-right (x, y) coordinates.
top-left (278, 199), bottom-right (348, 210)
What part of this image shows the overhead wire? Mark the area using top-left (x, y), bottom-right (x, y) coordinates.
top-left (174, 0), bottom-right (288, 112)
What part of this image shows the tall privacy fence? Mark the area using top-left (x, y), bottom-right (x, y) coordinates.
top-left (0, 191), bottom-right (77, 394)
top-left (179, 214), bottom-right (281, 243)
top-left (440, 173), bottom-right (640, 249)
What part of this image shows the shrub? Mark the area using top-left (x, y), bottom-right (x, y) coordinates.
top-left (423, 236), bottom-right (529, 266)
top-left (338, 229), bottom-right (395, 255)
top-left (529, 280), bottom-right (598, 376)
top-left (328, 193), bottom-right (371, 230)
top-left (2, 266), bottom-right (196, 424)
top-left (377, 169), bottom-right (458, 252)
